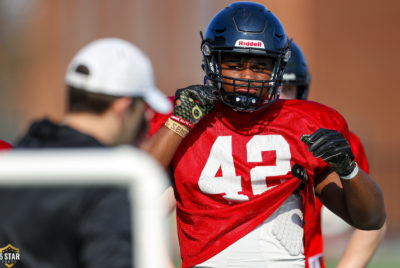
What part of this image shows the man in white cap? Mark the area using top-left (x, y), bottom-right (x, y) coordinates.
top-left (61, 37), bottom-right (171, 147)
top-left (0, 38), bottom-right (171, 267)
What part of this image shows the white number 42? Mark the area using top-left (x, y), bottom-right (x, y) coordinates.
top-left (198, 135), bottom-right (292, 201)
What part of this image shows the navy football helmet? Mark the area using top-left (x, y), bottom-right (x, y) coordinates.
top-left (201, 2), bottom-right (290, 112)
top-left (282, 41), bottom-right (311, 100)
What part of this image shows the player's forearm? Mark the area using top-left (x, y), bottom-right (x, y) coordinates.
top-left (341, 169), bottom-right (386, 230)
top-left (143, 85), bottom-right (215, 168)
top-left (337, 223), bottom-right (386, 268)
top-left (141, 126), bottom-right (184, 168)
top-left (302, 129), bottom-right (385, 229)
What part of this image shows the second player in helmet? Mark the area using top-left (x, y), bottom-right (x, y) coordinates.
top-left (281, 41), bottom-right (311, 100)
top-left (281, 40), bottom-right (386, 268)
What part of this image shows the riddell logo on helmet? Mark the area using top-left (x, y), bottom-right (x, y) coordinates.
top-left (235, 39), bottom-right (265, 49)
top-left (283, 73), bottom-right (296, 80)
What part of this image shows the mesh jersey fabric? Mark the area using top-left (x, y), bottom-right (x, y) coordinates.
top-left (149, 98), bottom-right (351, 267)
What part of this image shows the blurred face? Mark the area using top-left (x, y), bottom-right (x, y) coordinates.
top-left (220, 54), bottom-right (275, 97)
top-left (281, 85), bottom-right (298, 100)
top-left (114, 99), bottom-right (147, 146)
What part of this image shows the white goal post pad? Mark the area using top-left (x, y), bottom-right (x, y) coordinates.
top-left (0, 146), bottom-right (170, 268)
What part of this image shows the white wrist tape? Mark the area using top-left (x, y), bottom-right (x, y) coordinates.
top-left (340, 162), bottom-right (359, 180)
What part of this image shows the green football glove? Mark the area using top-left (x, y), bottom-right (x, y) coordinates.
top-left (172, 85), bottom-right (216, 128)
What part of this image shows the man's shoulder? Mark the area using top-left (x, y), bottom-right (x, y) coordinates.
top-left (16, 118), bottom-right (104, 148)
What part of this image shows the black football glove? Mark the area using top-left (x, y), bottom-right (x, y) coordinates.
top-left (173, 85), bottom-right (216, 125)
top-left (301, 128), bottom-right (357, 177)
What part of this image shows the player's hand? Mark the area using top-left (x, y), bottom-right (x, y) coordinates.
top-left (301, 128), bottom-right (357, 177)
top-left (173, 85), bottom-right (216, 126)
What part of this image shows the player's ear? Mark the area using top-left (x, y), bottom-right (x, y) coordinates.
top-left (110, 97), bottom-right (132, 120)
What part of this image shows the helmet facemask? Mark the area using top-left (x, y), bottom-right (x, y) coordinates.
top-left (200, 2), bottom-right (291, 111)
top-left (202, 42), bottom-right (290, 112)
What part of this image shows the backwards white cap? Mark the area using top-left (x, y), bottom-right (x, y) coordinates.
top-left (65, 38), bottom-right (171, 114)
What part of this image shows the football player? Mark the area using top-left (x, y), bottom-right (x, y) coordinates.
top-left (281, 41), bottom-right (387, 268)
top-left (143, 2), bottom-right (386, 267)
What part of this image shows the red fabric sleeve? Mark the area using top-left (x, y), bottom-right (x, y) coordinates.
top-left (0, 140), bottom-right (12, 150)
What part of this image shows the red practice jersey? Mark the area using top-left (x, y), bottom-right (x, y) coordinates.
top-left (306, 131), bottom-right (369, 268)
top-left (149, 98), bottom-right (352, 268)
top-left (0, 140), bottom-right (12, 150)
